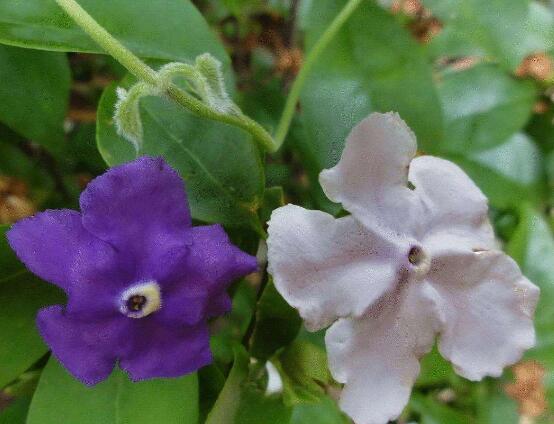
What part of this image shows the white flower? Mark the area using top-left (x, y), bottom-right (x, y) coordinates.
top-left (266, 112), bottom-right (539, 424)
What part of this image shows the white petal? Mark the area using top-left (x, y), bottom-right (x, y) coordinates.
top-left (267, 204), bottom-right (403, 331)
top-left (409, 155), bottom-right (496, 248)
top-left (428, 249), bottom-right (539, 381)
top-left (326, 282), bottom-right (441, 424)
top-left (319, 112), bottom-right (421, 236)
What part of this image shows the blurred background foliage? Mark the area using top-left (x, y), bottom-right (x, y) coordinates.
top-left (0, 0), bottom-right (553, 423)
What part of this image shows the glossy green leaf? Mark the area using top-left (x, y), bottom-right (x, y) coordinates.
top-left (507, 205), bottom-right (554, 356)
top-left (250, 280), bottom-right (301, 360)
top-left (0, 45), bottom-right (69, 155)
top-left (298, 0), bottom-right (443, 172)
top-left (27, 358), bottom-right (199, 424)
top-left (423, 0), bottom-right (554, 70)
top-left (476, 390), bottom-right (518, 424)
top-left (447, 133), bottom-right (544, 209)
top-left (276, 340), bottom-right (331, 406)
top-left (290, 396), bottom-right (348, 424)
top-left (97, 81), bottom-right (265, 230)
top-left (437, 64), bottom-right (536, 153)
top-left (410, 393), bottom-right (472, 424)
top-left (0, 227), bottom-right (64, 389)
top-left (0, 397), bottom-right (30, 424)
top-left (416, 346), bottom-right (456, 388)
top-left (210, 281), bottom-right (256, 363)
top-left (0, 0), bottom-right (229, 66)
top-left (235, 387), bottom-right (292, 424)
top-left (260, 186), bottom-right (285, 225)
top-left (207, 346), bottom-right (291, 424)
top-left (205, 345), bottom-right (249, 424)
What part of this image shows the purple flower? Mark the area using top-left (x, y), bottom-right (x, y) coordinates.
top-left (7, 156), bottom-right (257, 385)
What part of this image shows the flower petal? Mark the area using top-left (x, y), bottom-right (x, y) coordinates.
top-left (326, 282), bottom-right (441, 424)
top-left (319, 112), bottom-right (421, 237)
top-left (428, 249), bottom-right (539, 381)
top-left (154, 285), bottom-right (209, 327)
top-left (267, 204), bottom-right (404, 331)
top-left (80, 156), bottom-right (193, 262)
top-left (409, 155), bottom-right (496, 248)
top-left (7, 210), bottom-right (116, 291)
top-left (184, 224), bottom-right (258, 292)
top-left (119, 321), bottom-right (212, 381)
top-left (37, 305), bottom-right (128, 385)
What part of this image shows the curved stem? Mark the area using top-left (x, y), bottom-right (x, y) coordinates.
top-left (54, 0), bottom-right (277, 152)
top-left (54, 0), bottom-right (158, 84)
top-left (274, 0), bottom-right (363, 149)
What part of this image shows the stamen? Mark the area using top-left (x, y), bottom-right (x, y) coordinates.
top-left (407, 245), bottom-right (431, 278)
top-left (408, 246), bottom-right (422, 265)
top-left (119, 281), bottom-right (161, 318)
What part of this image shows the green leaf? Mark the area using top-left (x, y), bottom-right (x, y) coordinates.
top-left (0, 0), bottom-right (229, 66)
top-left (205, 345), bottom-right (249, 424)
top-left (290, 396), bottom-right (348, 424)
top-left (447, 133), bottom-right (545, 209)
top-left (416, 345), bottom-right (456, 388)
top-left (97, 81), bottom-right (265, 230)
top-left (410, 393), bottom-right (473, 424)
top-left (298, 0), bottom-right (443, 174)
top-left (423, 0), bottom-right (554, 70)
top-left (276, 341), bottom-right (332, 406)
top-left (210, 281), bottom-right (256, 363)
top-left (260, 186), bottom-right (285, 225)
top-left (250, 280), bottom-right (302, 361)
top-left (476, 390), bottom-right (518, 424)
top-left (0, 227), bottom-right (64, 389)
top-left (437, 64), bottom-right (536, 153)
top-left (207, 345), bottom-right (291, 424)
top-left (507, 204), bottom-right (554, 358)
top-left (0, 397), bottom-right (30, 424)
top-left (0, 45), bottom-right (69, 155)
top-left (27, 358), bottom-right (199, 424)
top-left (235, 387), bottom-right (292, 424)
top-left (0, 271), bottom-right (63, 389)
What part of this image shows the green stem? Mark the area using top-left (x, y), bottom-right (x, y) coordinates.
top-left (54, 0), bottom-right (157, 84)
top-left (274, 0), bottom-right (363, 148)
top-left (54, 0), bottom-right (277, 152)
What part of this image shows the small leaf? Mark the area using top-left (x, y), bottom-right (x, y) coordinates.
top-left (410, 393), bottom-right (473, 424)
top-left (250, 280), bottom-right (302, 360)
top-left (205, 345), bottom-right (249, 424)
top-left (276, 341), bottom-right (331, 406)
top-left (195, 54), bottom-right (237, 113)
top-left (114, 83), bottom-right (160, 151)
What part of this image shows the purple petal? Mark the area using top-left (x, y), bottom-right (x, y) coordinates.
top-left (206, 292), bottom-right (232, 318)
top-left (79, 157), bottom-right (193, 271)
top-left (37, 305), bottom-right (130, 386)
top-left (185, 224), bottom-right (258, 292)
top-left (7, 210), bottom-right (116, 291)
top-left (119, 321), bottom-right (212, 381)
top-left (154, 285), bottom-right (209, 327)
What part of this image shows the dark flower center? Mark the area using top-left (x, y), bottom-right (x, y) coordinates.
top-left (408, 246), bottom-right (424, 266)
top-left (127, 295), bottom-right (147, 311)
top-left (119, 281), bottom-right (162, 319)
